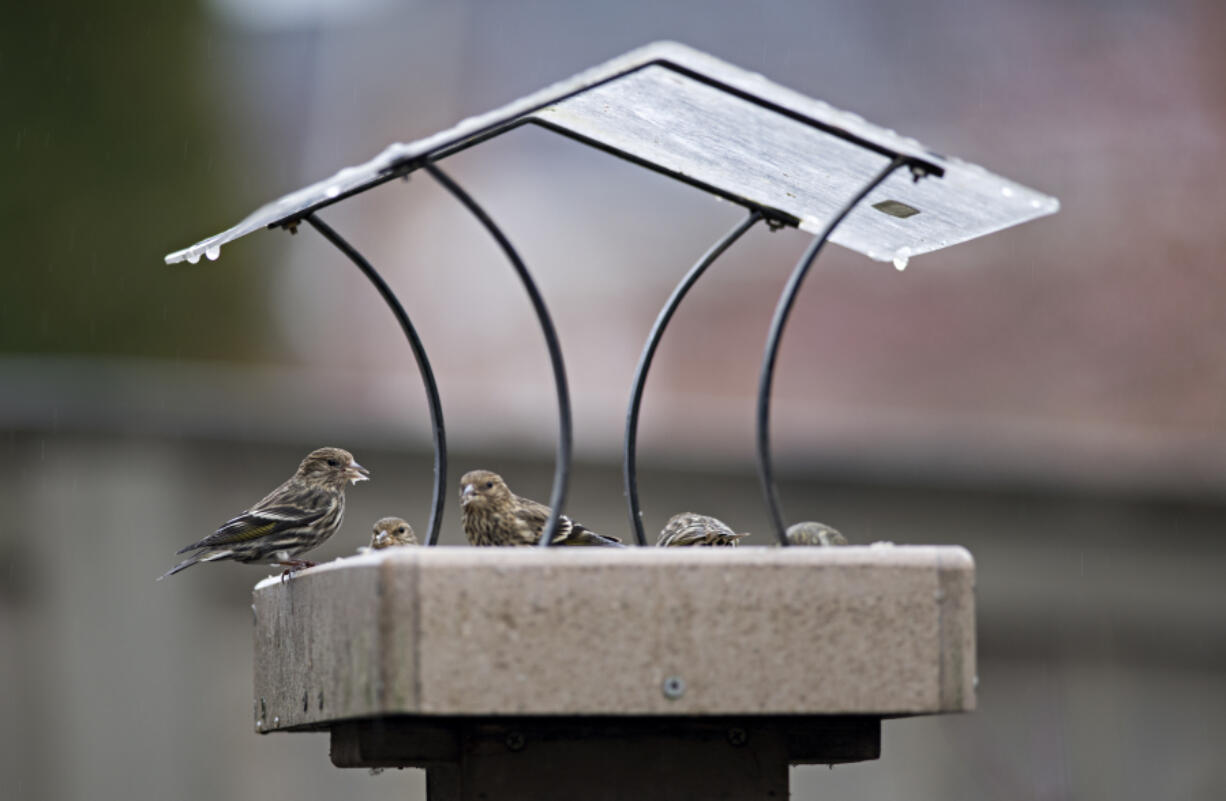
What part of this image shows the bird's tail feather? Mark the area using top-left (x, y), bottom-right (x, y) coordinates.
top-left (158, 556), bottom-right (200, 580)
top-left (158, 549), bottom-right (235, 580)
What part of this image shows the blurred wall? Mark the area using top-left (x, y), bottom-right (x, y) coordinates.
top-left (3, 0), bottom-right (1226, 799)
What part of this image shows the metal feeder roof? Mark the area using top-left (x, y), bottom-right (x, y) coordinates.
top-left (165, 41), bottom-right (1057, 266)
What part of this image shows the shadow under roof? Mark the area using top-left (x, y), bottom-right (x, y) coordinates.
top-left (165, 41), bottom-right (1057, 266)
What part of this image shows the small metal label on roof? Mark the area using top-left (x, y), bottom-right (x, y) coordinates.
top-left (872, 200), bottom-right (921, 219)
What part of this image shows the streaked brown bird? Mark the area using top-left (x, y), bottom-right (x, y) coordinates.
top-left (459, 469), bottom-right (623, 547)
top-left (786, 521), bottom-right (848, 546)
top-left (656, 512), bottom-right (748, 547)
top-left (371, 516), bottom-right (417, 549)
top-left (159, 447), bottom-right (370, 579)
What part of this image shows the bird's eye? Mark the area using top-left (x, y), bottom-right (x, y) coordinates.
top-left (485, 481), bottom-right (493, 489)
top-left (398, 526), bottom-right (406, 534)
top-left (327, 458), bottom-right (340, 467)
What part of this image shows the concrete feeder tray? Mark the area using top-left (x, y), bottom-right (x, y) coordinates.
top-left (253, 546), bottom-right (975, 797)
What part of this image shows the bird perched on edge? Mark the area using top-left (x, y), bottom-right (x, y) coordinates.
top-left (370, 516), bottom-right (417, 549)
top-left (657, 512), bottom-right (748, 547)
top-left (159, 447), bottom-right (370, 579)
top-left (459, 469), bottom-right (623, 547)
top-left (786, 521), bottom-right (848, 546)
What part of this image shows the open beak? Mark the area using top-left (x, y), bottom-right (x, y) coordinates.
top-left (460, 483), bottom-right (475, 505)
top-left (347, 459), bottom-right (371, 484)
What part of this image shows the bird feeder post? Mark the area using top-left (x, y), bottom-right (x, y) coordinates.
top-left (163, 38), bottom-right (1056, 801)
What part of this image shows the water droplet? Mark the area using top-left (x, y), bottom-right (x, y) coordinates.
top-left (325, 184), bottom-right (341, 198)
top-left (186, 252), bottom-right (201, 265)
top-left (205, 245), bottom-right (220, 261)
top-left (1001, 186), bottom-right (1015, 198)
top-left (273, 716), bottom-right (280, 726)
top-left (1030, 198), bottom-right (1043, 209)
top-left (256, 720), bottom-right (263, 729)
top-left (892, 246), bottom-right (911, 271)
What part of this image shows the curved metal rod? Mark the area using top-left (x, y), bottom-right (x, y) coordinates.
top-left (623, 210), bottom-right (763, 545)
top-left (423, 162), bottom-right (573, 547)
top-left (305, 212), bottom-right (448, 547)
top-left (757, 156), bottom-right (907, 545)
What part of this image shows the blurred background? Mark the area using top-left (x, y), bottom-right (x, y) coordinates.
top-left (3, 0), bottom-right (1225, 798)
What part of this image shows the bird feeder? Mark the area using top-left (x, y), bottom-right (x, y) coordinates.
top-left (167, 41), bottom-right (1055, 799)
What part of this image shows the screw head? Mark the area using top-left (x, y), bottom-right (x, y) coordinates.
top-left (662, 675), bottom-right (686, 700)
top-left (505, 731), bottom-right (526, 752)
top-left (727, 727), bottom-right (748, 746)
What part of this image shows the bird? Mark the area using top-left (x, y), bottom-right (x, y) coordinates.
top-left (656, 512), bottom-right (748, 547)
top-left (370, 516), bottom-right (417, 549)
top-left (785, 521), bottom-right (848, 546)
top-left (459, 469), bottom-right (623, 547)
top-left (159, 447), bottom-right (370, 579)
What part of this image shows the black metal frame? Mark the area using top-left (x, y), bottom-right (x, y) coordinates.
top-left (268, 67), bottom-right (934, 548)
top-left (305, 213), bottom-right (448, 546)
top-left (294, 154), bottom-right (922, 548)
top-left (623, 210), bottom-right (763, 545)
top-left (755, 156), bottom-right (908, 546)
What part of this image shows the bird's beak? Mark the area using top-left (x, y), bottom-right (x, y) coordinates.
top-left (460, 483), bottom-right (475, 504)
top-left (348, 459), bottom-right (371, 484)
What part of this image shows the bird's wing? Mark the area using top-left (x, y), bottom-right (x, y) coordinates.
top-left (511, 497), bottom-right (555, 542)
top-left (511, 494), bottom-right (623, 546)
top-left (178, 487), bottom-right (334, 552)
top-left (561, 523), bottom-right (624, 546)
top-left (549, 514), bottom-right (623, 546)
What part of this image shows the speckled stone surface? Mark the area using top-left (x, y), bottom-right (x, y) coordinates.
top-left (252, 546), bottom-right (975, 733)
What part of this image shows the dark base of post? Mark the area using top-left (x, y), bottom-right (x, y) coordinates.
top-left (331, 716), bottom-right (879, 800)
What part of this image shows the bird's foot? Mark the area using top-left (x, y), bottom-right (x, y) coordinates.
top-left (277, 559), bottom-right (317, 582)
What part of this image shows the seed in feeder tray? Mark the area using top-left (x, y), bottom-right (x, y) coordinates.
top-left (656, 512), bottom-right (748, 547)
top-left (785, 521), bottom-right (848, 546)
top-left (371, 516), bottom-right (418, 549)
top-left (158, 447), bottom-right (371, 580)
top-left (459, 469), bottom-right (623, 547)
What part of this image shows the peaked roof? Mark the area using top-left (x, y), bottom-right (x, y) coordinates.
top-left (166, 41), bottom-right (1057, 266)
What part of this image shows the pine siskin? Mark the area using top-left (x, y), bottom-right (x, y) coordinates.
top-left (159, 447), bottom-right (370, 579)
top-left (459, 469), bottom-right (623, 547)
top-left (656, 512), bottom-right (748, 547)
top-left (785, 521), bottom-right (848, 546)
top-left (371, 516), bottom-right (417, 549)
